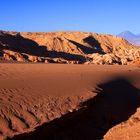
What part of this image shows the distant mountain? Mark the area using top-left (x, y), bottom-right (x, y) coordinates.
top-left (117, 31), bottom-right (140, 46)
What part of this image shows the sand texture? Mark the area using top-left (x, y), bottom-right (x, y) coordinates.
top-left (0, 64), bottom-right (139, 139)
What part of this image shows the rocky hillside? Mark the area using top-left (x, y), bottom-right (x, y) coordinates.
top-left (0, 30), bottom-right (140, 65)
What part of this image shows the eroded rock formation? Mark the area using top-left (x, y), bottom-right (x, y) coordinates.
top-left (0, 31), bottom-right (140, 64)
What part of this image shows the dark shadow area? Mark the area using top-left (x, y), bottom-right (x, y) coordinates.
top-left (7, 77), bottom-right (140, 140)
top-left (46, 50), bottom-right (86, 63)
top-left (83, 36), bottom-right (105, 54)
top-left (68, 39), bottom-right (94, 54)
top-left (0, 33), bottom-right (47, 57)
top-left (67, 36), bottom-right (104, 55)
top-left (0, 33), bottom-right (86, 63)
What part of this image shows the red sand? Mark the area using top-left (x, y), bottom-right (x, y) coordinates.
top-left (0, 64), bottom-right (140, 140)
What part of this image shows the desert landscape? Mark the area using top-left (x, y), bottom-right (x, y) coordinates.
top-left (0, 64), bottom-right (139, 140)
top-left (1, 0), bottom-right (140, 139)
top-left (0, 30), bottom-right (140, 139)
top-left (0, 31), bottom-right (140, 65)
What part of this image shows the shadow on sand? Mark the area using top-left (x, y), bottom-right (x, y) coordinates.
top-left (8, 77), bottom-right (140, 140)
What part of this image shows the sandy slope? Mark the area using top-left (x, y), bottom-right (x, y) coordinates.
top-left (0, 64), bottom-right (139, 139)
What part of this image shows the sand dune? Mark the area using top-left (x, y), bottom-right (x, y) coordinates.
top-left (0, 64), bottom-right (139, 139)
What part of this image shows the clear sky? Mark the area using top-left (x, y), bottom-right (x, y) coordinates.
top-left (0, 0), bottom-right (140, 35)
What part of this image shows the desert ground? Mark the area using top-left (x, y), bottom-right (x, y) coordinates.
top-left (0, 64), bottom-right (139, 140)
top-left (0, 30), bottom-right (140, 140)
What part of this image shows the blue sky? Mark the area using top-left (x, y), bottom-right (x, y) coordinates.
top-left (0, 0), bottom-right (140, 35)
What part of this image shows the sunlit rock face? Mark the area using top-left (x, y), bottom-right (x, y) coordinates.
top-left (0, 30), bottom-right (140, 65)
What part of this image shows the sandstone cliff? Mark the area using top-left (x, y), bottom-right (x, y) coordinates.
top-left (0, 31), bottom-right (140, 64)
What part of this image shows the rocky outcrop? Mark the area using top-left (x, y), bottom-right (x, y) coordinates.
top-left (0, 30), bottom-right (140, 65)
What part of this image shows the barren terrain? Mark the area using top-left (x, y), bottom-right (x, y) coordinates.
top-left (0, 31), bottom-right (140, 65)
top-left (0, 64), bottom-right (139, 139)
